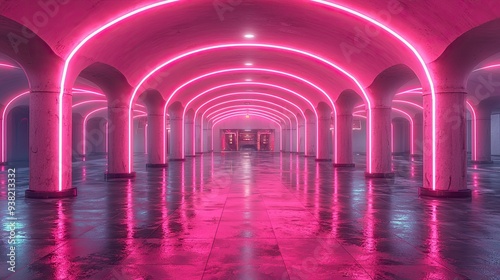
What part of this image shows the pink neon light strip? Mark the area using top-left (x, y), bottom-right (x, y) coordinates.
top-left (173, 81), bottom-right (318, 160)
top-left (211, 113), bottom-right (283, 151)
top-left (59, 0), bottom-right (180, 190)
top-left (196, 98), bottom-right (300, 153)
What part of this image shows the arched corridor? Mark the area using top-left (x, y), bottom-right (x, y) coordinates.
top-left (1, 1), bottom-right (500, 279)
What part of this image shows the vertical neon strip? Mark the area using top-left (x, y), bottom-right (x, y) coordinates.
top-left (391, 123), bottom-right (394, 153)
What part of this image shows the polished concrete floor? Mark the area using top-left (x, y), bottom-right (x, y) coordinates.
top-left (1, 153), bottom-right (500, 279)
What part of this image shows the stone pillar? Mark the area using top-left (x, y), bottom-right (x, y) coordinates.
top-left (392, 118), bottom-right (409, 155)
top-left (185, 109), bottom-right (195, 157)
top-left (366, 107), bottom-right (394, 177)
top-left (316, 102), bottom-right (332, 161)
top-left (282, 126), bottom-right (289, 152)
top-left (472, 109), bottom-right (493, 164)
top-left (26, 90), bottom-right (76, 198)
top-left (146, 113), bottom-right (167, 167)
top-left (105, 100), bottom-right (135, 179)
top-left (195, 116), bottom-right (202, 155)
top-left (420, 90), bottom-right (470, 197)
top-left (72, 113), bottom-right (84, 159)
top-left (334, 114), bottom-right (355, 167)
top-left (305, 109), bottom-right (316, 157)
top-left (412, 113), bottom-right (423, 156)
top-left (169, 101), bottom-right (184, 161)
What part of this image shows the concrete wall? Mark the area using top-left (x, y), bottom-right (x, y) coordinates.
top-left (492, 114), bottom-right (500, 155)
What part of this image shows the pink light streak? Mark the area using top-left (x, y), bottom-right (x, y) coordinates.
top-left (392, 107), bottom-right (415, 155)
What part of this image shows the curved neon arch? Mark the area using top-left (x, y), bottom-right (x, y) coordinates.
top-left (466, 101), bottom-right (477, 161)
top-left (168, 81), bottom-right (319, 160)
top-left (198, 99), bottom-right (299, 153)
top-left (393, 100), bottom-right (423, 110)
top-left (177, 68), bottom-right (333, 157)
top-left (194, 93), bottom-right (305, 153)
top-left (211, 113), bottom-right (284, 151)
top-left (57, 0), bottom-right (438, 190)
top-left (1, 91), bottom-right (29, 162)
top-left (313, 0), bottom-right (436, 189)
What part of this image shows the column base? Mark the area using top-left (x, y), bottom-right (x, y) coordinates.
top-left (470, 160), bottom-right (494, 164)
top-left (146, 163), bottom-right (168, 168)
top-left (186, 155), bottom-right (197, 157)
top-left (315, 158), bottom-right (332, 162)
top-left (418, 187), bottom-right (472, 198)
top-left (104, 172), bottom-right (136, 180)
top-left (365, 172), bottom-right (395, 178)
top-left (196, 152), bottom-right (204, 155)
top-left (304, 155), bottom-right (316, 158)
top-left (25, 187), bottom-right (77, 199)
top-left (334, 163), bottom-right (355, 168)
top-left (410, 154), bottom-right (422, 158)
top-left (391, 152), bottom-right (408, 156)
top-left (169, 158), bottom-right (185, 161)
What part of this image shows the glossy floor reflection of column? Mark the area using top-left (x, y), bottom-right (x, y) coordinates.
top-left (1, 154), bottom-right (500, 279)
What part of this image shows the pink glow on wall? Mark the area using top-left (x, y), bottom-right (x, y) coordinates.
top-left (210, 110), bottom-right (283, 124)
top-left (196, 97), bottom-right (301, 153)
top-left (1, 91), bottom-right (29, 162)
top-left (105, 122), bottom-right (109, 153)
top-left (57, 0), bottom-right (437, 190)
top-left (172, 81), bottom-right (318, 160)
top-left (391, 123), bottom-right (394, 153)
top-left (211, 113), bottom-right (283, 151)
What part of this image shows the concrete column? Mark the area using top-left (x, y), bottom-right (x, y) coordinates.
top-left (412, 113), bottom-right (423, 156)
top-left (305, 109), bottom-right (316, 157)
top-left (195, 117), bottom-right (202, 155)
top-left (185, 109), bottom-right (195, 157)
top-left (146, 113), bottom-right (167, 167)
top-left (334, 114), bottom-right (355, 167)
top-left (472, 109), bottom-right (493, 164)
top-left (169, 101), bottom-right (184, 161)
top-left (316, 102), bottom-right (332, 161)
top-left (26, 90), bottom-right (76, 198)
top-left (392, 118), bottom-right (409, 155)
top-left (72, 113), bottom-right (84, 159)
top-left (105, 101), bottom-right (135, 179)
top-left (291, 123), bottom-right (298, 153)
top-left (366, 107), bottom-right (394, 177)
top-left (282, 127), bottom-right (289, 152)
top-left (420, 91), bottom-right (470, 197)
